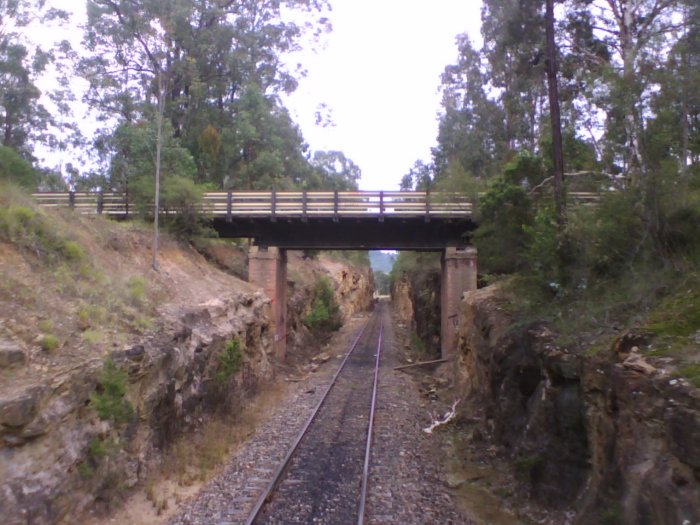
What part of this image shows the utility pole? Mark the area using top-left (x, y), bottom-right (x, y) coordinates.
top-left (545, 0), bottom-right (565, 227)
top-left (152, 67), bottom-right (164, 271)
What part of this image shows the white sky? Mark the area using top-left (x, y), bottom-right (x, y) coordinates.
top-left (285, 0), bottom-right (483, 190)
top-left (31, 1), bottom-right (484, 188)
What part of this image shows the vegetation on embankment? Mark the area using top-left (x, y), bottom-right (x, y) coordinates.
top-left (0, 183), bottom-right (374, 524)
top-left (393, 151), bottom-right (700, 525)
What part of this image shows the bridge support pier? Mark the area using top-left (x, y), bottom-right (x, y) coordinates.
top-left (248, 246), bottom-right (287, 360)
top-left (441, 247), bottom-right (477, 359)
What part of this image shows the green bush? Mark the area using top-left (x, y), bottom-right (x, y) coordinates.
top-left (90, 359), bottom-right (134, 425)
top-left (304, 277), bottom-right (342, 332)
top-left (574, 191), bottom-right (645, 278)
top-left (525, 206), bottom-right (560, 284)
top-left (473, 179), bottom-right (533, 274)
top-left (131, 175), bottom-right (212, 240)
top-left (40, 334), bottom-right (59, 351)
top-left (61, 240), bottom-right (85, 262)
top-left (216, 338), bottom-right (243, 385)
top-left (659, 205), bottom-right (700, 256)
top-left (0, 146), bottom-right (38, 189)
top-left (0, 202), bottom-right (89, 265)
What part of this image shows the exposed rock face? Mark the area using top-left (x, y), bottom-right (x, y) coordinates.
top-left (578, 342), bottom-right (700, 524)
top-left (392, 267), bottom-right (441, 355)
top-left (391, 277), bottom-right (414, 325)
top-left (286, 254), bottom-right (374, 360)
top-left (328, 264), bottom-right (374, 320)
top-left (0, 340), bottom-right (26, 368)
top-left (0, 292), bottom-right (273, 525)
top-left (455, 285), bottom-right (700, 524)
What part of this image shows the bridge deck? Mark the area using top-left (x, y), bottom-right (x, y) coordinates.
top-left (31, 190), bottom-right (601, 250)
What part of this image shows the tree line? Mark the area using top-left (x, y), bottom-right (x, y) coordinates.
top-left (398, 0), bottom-right (699, 285)
top-left (0, 0), bottom-right (361, 197)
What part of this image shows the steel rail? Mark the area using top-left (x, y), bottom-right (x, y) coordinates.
top-left (357, 323), bottom-right (384, 525)
top-left (244, 316), bottom-right (374, 525)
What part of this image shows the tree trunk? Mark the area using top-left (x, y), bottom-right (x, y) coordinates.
top-left (545, 0), bottom-right (565, 227)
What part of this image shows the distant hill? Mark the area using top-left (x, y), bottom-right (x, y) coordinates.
top-left (369, 251), bottom-right (397, 274)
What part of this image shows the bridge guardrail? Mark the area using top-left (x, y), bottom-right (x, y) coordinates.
top-left (31, 190), bottom-right (601, 219)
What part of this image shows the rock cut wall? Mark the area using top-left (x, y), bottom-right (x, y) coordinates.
top-left (0, 292), bottom-right (273, 525)
top-left (455, 285), bottom-right (700, 525)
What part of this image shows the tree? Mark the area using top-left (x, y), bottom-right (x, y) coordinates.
top-left (433, 34), bottom-right (508, 181)
top-left (400, 160), bottom-right (433, 191)
top-left (545, 0), bottom-right (565, 225)
top-left (309, 150), bottom-right (361, 190)
top-left (480, 0), bottom-right (547, 152)
top-left (80, 0), bottom-right (331, 191)
top-left (0, 1), bottom-right (70, 162)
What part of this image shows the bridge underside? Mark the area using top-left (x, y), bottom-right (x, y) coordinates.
top-left (212, 216), bottom-right (477, 250)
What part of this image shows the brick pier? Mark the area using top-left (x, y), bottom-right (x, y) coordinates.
top-left (440, 247), bottom-right (478, 359)
top-left (248, 246), bottom-right (287, 360)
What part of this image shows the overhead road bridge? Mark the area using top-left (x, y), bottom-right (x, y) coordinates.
top-left (32, 189), bottom-right (599, 360)
top-left (32, 190), bottom-right (478, 250)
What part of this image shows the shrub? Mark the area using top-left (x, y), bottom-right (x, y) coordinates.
top-left (0, 202), bottom-right (89, 265)
top-left (132, 175), bottom-right (212, 240)
top-left (216, 338), bottom-right (243, 385)
top-left (473, 179), bottom-right (533, 274)
top-left (647, 283), bottom-right (700, 337)
top-left (82, 330), bottom-right (102, 345)
top-left (40, 334), bottom-right (59, 351)
top-left (576, 191), bottom-right (645, 278)
top-left (304, 277), bottom-right (342, 332)
top-left (38, 319), bottom-right (54, 333)
top-left (90, 359), bottom-right (134, 425)
top-left (61, 240), bottom-right (85, 262)
top-left (659, 205), bottom-right (700, 256)
top-left (0, 146), bottom-right (38, 189)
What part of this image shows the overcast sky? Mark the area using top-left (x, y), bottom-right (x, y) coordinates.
top-left (284, 0), bottom-right (483, 191)
top-left (33, 1), bottom-right (484, 187)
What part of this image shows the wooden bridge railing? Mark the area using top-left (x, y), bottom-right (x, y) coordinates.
top-left (31, 191), bottom-right (475, 219)
top-left (31, 190), bottom-right (603, 219)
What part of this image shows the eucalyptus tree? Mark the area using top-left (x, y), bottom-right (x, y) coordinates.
top-left (563, 0), bottom-right (684, 183)
top-left (0, 0), bottom-right (71, 163)
top-left (79, 0), bottom-right (331, 192)
top-left (646, 1), bottom-right (700, 176)
top-left (308, 150), bottom-right (361, 191)
top-left (480, 0), bottom-right (547, 152)
top-left (433, 34), bottom-right (507, 182)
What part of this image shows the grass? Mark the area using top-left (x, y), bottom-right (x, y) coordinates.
top-left (126, 276), bottom-right (148, 305)
top-left (38, 319), bottom-right (54, 333)
top-left (513, 453), bottom-right (543, 476)
top-left (677, 364), bottom-right (700, 388)
top-left (1, 183), bottom-right (159, 346)
top-left (82, 330), bottom-right (103, 345)
top-left (162, 382), bottom-right (285, 487)
top-left (646, 277), bottom-right (700, 338)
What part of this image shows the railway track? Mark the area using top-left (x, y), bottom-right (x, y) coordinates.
top-left (245, 304), bottom-right (386, 525)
